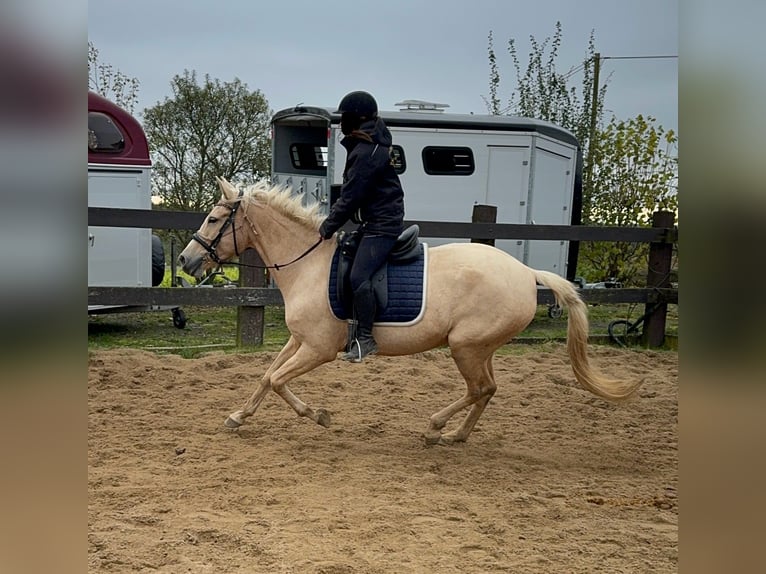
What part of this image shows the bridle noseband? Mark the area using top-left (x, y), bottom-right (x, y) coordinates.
top-left (191, 191), bottom-right (323, 271)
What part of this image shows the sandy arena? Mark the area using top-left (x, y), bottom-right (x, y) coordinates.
top-left (88, 344), bottom-right (677, 573)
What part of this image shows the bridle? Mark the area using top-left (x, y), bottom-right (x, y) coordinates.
top-left (191, 192), bottom-right (323, 271)
top-left (191, 191), bottom-right (245, 266)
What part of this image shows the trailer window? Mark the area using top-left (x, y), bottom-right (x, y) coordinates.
top-left (290, 143), bottom-right (327, 170)
top-left (390, 145), bottom-right (406, 174)
top-left (88, 112), bottom-right (125, 153)
top-left (422, 146), bottom-right (474, 175)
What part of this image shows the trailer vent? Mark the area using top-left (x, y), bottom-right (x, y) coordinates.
top-left (395, 99), bottom-right (450, 113)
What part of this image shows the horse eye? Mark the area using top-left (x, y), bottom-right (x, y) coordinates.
top-left (208, 216), bottom-right (218, 224)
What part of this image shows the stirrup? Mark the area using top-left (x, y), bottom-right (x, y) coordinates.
top-left (341, 338), bottom-right (378, 363)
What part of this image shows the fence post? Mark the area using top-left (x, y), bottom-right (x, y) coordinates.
top-left (237, 249), bottom-right (266, 346)
top-left (471, 204), bottom-right (497, 246)
top-left (642, 210), bottom-right (675, 348)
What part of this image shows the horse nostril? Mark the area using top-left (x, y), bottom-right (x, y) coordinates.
top-left (178, 254), bottom-right (186, 266)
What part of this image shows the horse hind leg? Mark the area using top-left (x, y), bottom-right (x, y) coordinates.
top-left (441, 355), bottom-right (497, 444)
top-left (423, 351), bottom-right (497, 446)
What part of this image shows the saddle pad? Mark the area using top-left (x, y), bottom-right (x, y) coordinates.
top-left (328, 245), bottom-right (428, 326)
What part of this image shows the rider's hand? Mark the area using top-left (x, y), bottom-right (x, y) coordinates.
top-left (318, 221), bottom-right (332, 240)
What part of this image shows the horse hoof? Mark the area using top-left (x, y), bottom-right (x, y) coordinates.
top-left (316, 408), bottom-right (331, 428)
top-left (224, 416), bottom-right (242, 429)
top-left (423, 432), bottom-right (441, 446)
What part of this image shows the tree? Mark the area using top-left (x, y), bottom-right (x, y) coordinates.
top-left (579, 115), bottom-right (678, 284)
top-left (485, 23), bottom-right (679, 283)
top-left (485, 22), bottom-right (608, 163)
top-left (142, 71), bottom-right (271, 244)
top-left (88, 41), bottom-right (140, 114)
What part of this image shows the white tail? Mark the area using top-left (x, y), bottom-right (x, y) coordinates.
top-left (533, 270), bottom-right (642, 401)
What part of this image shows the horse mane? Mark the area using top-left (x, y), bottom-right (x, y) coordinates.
top-left (240, 180), bottom-right (324, 232)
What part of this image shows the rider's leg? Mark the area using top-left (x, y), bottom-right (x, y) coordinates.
top-left (343, 280), bottom-right (377, 362)
top-left (344, 234), bottom-right (396, 362)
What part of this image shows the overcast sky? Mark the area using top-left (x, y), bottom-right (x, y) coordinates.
top-left (88, 0), bottom-right (678, 134)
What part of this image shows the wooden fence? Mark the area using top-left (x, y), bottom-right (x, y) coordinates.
top-left (88, 207), bottom-right (678, 348)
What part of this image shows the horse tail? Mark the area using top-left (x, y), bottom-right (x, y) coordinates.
top-left (532, 269), bottom-right (642, 402)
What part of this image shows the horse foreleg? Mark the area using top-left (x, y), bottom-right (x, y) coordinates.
top-left (424, 351), bottom-right (497, 446)
top-left (268, 345), bottom-right (335, 428)
top-left (225, 336), bottom-right (300, 428)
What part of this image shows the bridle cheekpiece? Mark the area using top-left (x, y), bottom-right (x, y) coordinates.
top-left (191, 189), bottom-right (244, 265)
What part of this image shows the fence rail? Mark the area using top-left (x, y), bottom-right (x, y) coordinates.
top-left (87, 286), bottom-right (678, 307)
top-left (88, 206), bottom-right (678, 348)
top-left (88, 207), bottom-right (677, 243)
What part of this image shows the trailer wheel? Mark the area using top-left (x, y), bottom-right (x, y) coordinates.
top-left (547, 304), bottom-right (563, 319)
top-left (152, 234), bottom-right (166, 286)
top-left (172, 308), bottom-right (187, 329)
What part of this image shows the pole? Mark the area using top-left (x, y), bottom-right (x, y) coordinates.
top-left (471, 204), bottom-right (497, 246)
top-left (237, 249), bottom-right (266, 346)
top-left (642, 211), bottom-right (675, 348)
top-left (585, 53), bottom-right (601, 192)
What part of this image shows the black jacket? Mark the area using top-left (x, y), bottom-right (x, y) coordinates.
top-left (319, 117), bottom-right (405, 238)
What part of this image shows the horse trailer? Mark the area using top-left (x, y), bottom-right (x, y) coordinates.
top-left (88, 91), bottom-right (185, 326)
top-left (270, 101), bottom-right (582, 280)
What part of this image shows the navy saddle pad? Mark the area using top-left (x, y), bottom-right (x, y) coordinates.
top-left (328, 245), bottom-right (428, 325)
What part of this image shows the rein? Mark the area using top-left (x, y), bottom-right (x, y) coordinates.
top-left (192, 194), bottom-right (323, 271)
top-left (231, 237), bottom-right (323, 271)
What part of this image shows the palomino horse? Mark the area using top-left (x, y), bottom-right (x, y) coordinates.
top-left (179, 178), bottom-right (640, 445)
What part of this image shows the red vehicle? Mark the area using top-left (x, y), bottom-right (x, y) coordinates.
top-left (88, 91), bottom-right (185, 327)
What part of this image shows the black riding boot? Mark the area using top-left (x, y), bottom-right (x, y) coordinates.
top-left (343, 282), bottom-right (378, 363)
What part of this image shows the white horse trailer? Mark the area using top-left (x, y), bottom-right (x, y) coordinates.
top-left (270, 101), bottom-right (582, 281)
top-left (88, 91), bottom-right (185, 326)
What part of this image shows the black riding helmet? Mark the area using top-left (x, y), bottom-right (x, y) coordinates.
top-left (334, 91), bottom-right (378, 119)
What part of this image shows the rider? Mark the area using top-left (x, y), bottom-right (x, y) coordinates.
top-left (318, 91), bottom-right (405, 362)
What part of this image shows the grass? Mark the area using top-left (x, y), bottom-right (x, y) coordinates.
top-left (88, 305), bottom-right (290, 357)
top-left (89, 265), bottom-right (292, 357)
top-left (524, 301), bottom-right (679, 339)
top-left (88, 274), bottom-right (678, 358)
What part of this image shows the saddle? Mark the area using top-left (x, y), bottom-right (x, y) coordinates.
top-left (332, 225), bottom-right (425, 321)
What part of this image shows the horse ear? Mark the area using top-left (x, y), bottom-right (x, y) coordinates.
top-left (216, 176), bottom-right (237, 201)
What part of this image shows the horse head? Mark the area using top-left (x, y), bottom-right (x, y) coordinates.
top-left (178, 176), bottom-right (247, 279)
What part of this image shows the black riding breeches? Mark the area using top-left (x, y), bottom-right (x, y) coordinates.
top-left (349, 234), bottom-right (397, 292)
